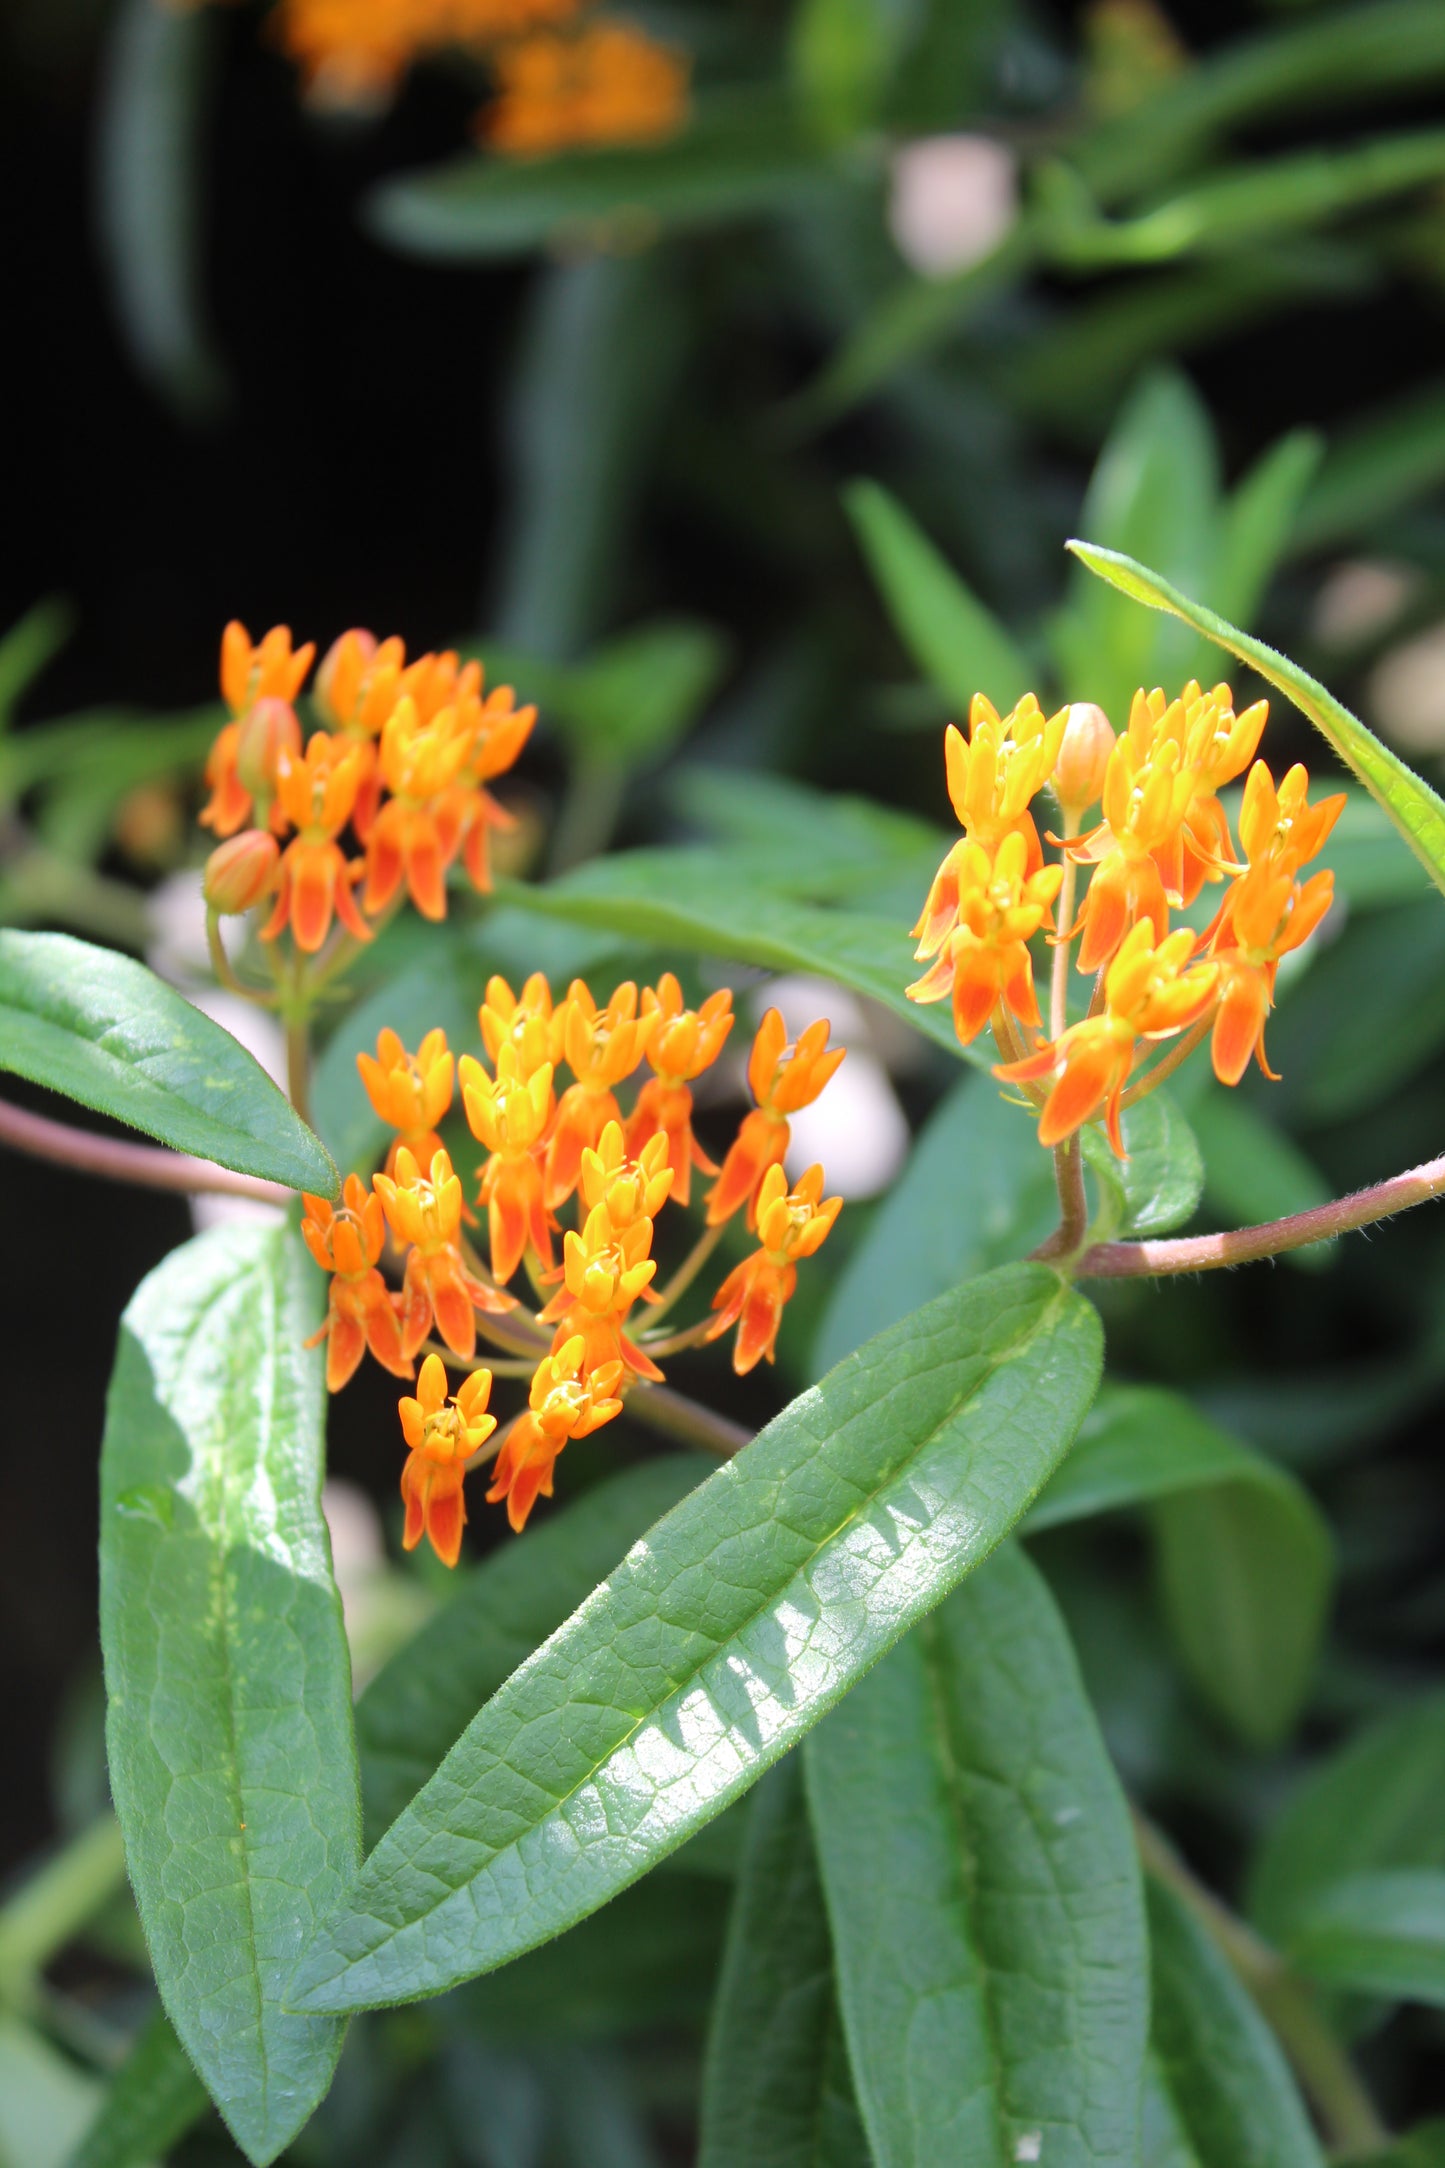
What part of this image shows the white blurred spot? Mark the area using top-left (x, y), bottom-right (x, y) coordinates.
top-left (1311, 560), bottom-right (1420, 649)
top-left (1014, 2136), bottom-right (1043, 2163)
top-left (752, 976), bottom-right (909, 1200)
top-left (1368, 621), bottom-right (1445, 754)
top-left (888, 135), bottom-right (1018, 280)
top-left (145, 868), bottom-right (212, 985)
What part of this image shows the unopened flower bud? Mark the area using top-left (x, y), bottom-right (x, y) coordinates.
top-left (315, 629), bottom-right (377, 728)
top-left (1053, 701), bottom-right (1115, 815)
top-left (235, 696), bottom-right (302, 806)
top-left (204, 829), bottom-right (280, 915)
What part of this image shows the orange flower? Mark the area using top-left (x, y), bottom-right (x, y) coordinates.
top-left (219, 620), bottom-right (315, 717)
top-left (460, 1047), bottom-right (556, 1282)
top-left (200, 697), bottom-right (304, 840)
top-left (907, 831), bottom-right (1063, 1045)
top-left (912, 694), bottom-right (1067, 958)
top-left (706, 1008), bottom-right (845, 1227)
top-left (996, 921), bottom-right (1219, 1155)
top-left (478, 971), bottom-right (555, 1079)
top-left (260, 732), bottom-right (372, 952)
top-left (1170, 681), bottom-right (1268, 905)
top-left (314, 628), bottom-right (407, 836)
top-left (487, 1335), bottom-right (624, 1533)
top-left (625, 976), bottom-right (733, 1207)
top-left (203, 829), bottom-right (280, 915)
top-left (301, 1174), bottom-right (410, 1390)
top-left (357, 1026), bottom-right (455, 1175)
top-left (398, 1353), bottom-right (496, 1567)
top-left (484, 20), bottom-right (689, 159)
top-left (544, 979), bottom-right (656, 1207)
top-left (373, 1145), bottom-right (513, 1360)
top-left (1235, 758), bottom-right (1346, 880)
top-left (708, 1163), bottom-right (841, 1374)
top-left (1066, 691), bottom-right (1195, 971)
top-left (538, 1129), bottom-right (664, 1380)
top-left (444, 679), bottom-right (536, 893)
top-left (362, 694), bottom-right (476, 920)
top-left (578, 1121), bottom-right (672, 1228)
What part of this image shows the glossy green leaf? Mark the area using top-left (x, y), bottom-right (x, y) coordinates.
top-left (813, 1072), bottom-right (1057, 1375)
top-left (1066, 541), bottom-right (1445, 899)
top-left (493, 853), bottom-right (985, 1064)
top-left (357, 1455), bottom-right (710, 1844)
top-left (1288, 1870), bottom-right (1445, 2007)
top-left (699, 1761), bottom-right (870, 2168)
top-left (1250, 1694), bottom-right (1445, 1941)
top-left (288, 1264), bottom-right (1102, 2015)
top-left (68, 2005), bottom-right (209, 2168)
top-left (846, 481), bottom-right (1033, 714)
top-left (0, 2020), bottom-right (101, 2168)
top-left (0, 930), bottom-right (337, 1195)
top-left (95, 0), bottom-right (225, 416)
top-left (368, 99), bottom-right (837, 262)
top-left (100, 1224), bottom-right (358, 2164)
top-left (1146, 1879), bottom-right (1323, 2168)
top-left (806, 1544), bottom-right (1147, 2167)
top-left (1082, 1087), bottom-right (1204, 1238)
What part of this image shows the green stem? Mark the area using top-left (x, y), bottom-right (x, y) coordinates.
top-left (625, 1382), bottom-right (752, 1458)
top-left (206, 907), bottom-right (276, 1008)
top-left (1132, 1812), bottom-right (1387, 2155)
top-left (0, 1816), bottom-right (129, 2011)
top-left (285, 1009), bottom-right (312, 1129)
top-left (645, 1222), bottom-right (725, 1328)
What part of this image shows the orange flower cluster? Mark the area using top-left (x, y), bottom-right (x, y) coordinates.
top-left (308, 974), bottom-right (844, 1557)
top-left (200, 621), bottom-right (534, 954)
top-left (178, 0), bottom-right (690, 154)
top-left (908, 686), bottom-right (1344, 1153)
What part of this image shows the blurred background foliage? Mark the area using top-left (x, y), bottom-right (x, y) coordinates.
top-left (5, 0), bottom-right (1445, 2159)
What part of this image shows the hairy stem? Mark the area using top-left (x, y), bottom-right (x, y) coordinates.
top-left (206, 908), bottom-right (276, 1007)
top-left (1132, 1812), bottom-right (1387, 2154)
top-left (0, 1816), bottom-right (128, 2012)
top-left (1035, 1134), bottom-right (1089, 1262)
top-left (0, 1095), bottom-right (289, 1204)
top-left (1049, 809), bottom-right (1080, 1043)
top-left (285, 1010), bottom-right (312, 1128)
top-left (1080, 1150), bottom-right (1445, 1278)
top-left (626, 1381), bottom-right (752, 1458)
top-left (1119, 1013), bottom-right (1211, 1110)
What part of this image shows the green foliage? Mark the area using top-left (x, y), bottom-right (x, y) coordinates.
top-left (99, 1225), bottom-right (359, 2163)
top-left (67, 2005), bottom-right (208, 2168)
top-left (288, 1266), bottom-right (1101, 2015)
top-left (0, 2021), bottom-right (101, 2168)
top-left (1288, 1871), bottom-right (1445, 2007)
top-left (808, 1544), bottom-right (1147, 2166)
top-left (698, 1761), bottom-right (868, 2168)
top-left (0, 930), bottom-right (337, 1194)
top-left (356, 1455), bottom-right (710, 1843)
top-left (1083, 1088), bottom-right (1205, 1238)
top-left (1145, 1880), bottom-right (1323, 2168)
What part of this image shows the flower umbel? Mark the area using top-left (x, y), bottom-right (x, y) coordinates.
top-left (398, 1353), bottom-right (496, 1566)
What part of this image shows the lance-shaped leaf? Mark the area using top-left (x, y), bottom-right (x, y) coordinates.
top-left (699, 1761), bottom-right (870, 2168)
top-left (806, 1544), bottom-right (1147, 2168)
top-left (1287, 1870), bottom-right (1445, 2008)
top-left (100, 1224), bottom-right (359, 2164)
top-left (1145, 1878), bottom-right (1323, 2168)
top-left (493, 853), bottom-right (986, 1064)
top-left (357, 1455), bottom-right (710, 1844)
top-left (287, 1263), bottom-right (1102, 2015)
top-left (0, 930), bottom-right (336, 1194)
top-left (1065, 542), bottom-right (1445, 898)
top-left (69, 2005), bottom-right (210, 2168)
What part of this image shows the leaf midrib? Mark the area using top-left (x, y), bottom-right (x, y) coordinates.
top-left (307, 1277), bottom-right (1071, 1991)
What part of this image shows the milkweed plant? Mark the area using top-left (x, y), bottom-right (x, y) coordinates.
top-left (6, 534), bottom-right (1445, 2167)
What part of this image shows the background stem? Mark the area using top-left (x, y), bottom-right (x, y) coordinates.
top-left (0, 1094), bottom-right (288, 1203)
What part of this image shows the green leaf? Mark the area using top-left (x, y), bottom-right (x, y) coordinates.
top-left (1266, 898), bottom-right (1445, 1125)
top-left (1065, 540), bottom-right (1445, 900)
top-left (287, 1264), bottom-right (1102, 2015)
top-left (1288, 1870), bottom-right (1445, 2007)
top-left (493, 852), bottom-right (986, 1065)
top-left (0, 599), bottom-right (72, 730)
top-left (1030, 1385), bottom-right (1331, 1747)
top-left (1296, 381), bottom-right (1445, 551)
top-left (846, 481), bottom-right (1034, 714)
top-left (1083, 1087), bottom-right (1204, 1238)
top-left (1315, 787), bottom-right (1431, 913)
top-left (1346, 2119), bottom-right (1445, 2168)
top-left (543, 619), bottom-right (729, 768)
top-left (0, 931), bottom-right (337, 1195)
top-left (95, 0), bottom-right (225, 417)
top-left (1052, 373), bottom-right (1220, 723)
top-left (813, 1071), bottom-right (1058, 1375)
top-left (100, 1224), bottom-right (359, 2163)
top-left (792, 0), bottom-right (904, 138)
top-left (68, 2005), bottom-right (209, 2168)
top-left (1188, 1088), bottom-right (1333, 1269)
top-left (806, 1544), bottom-right (1148, 2166)
top-left (1145, 1879), bottom-right (1324, 2168)
top-left (368, 98), bottom-right (838, 262)
top-left (356, 1455), bottom-right (710, 1845)
top-left (0, 2021), bottom-right (101, 2168)
top-left (1250, 1694), bottom-right (1445, 1942)
top-left (1212, 431), bottom-right (1322, 629)
top-left (668, 763), bottom-right (943, 906)
top-left (699, 1762), bottom-right (870, 2168)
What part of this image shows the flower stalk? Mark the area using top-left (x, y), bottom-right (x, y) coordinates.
top-left (0, 1095), bottom-right (289, 1204)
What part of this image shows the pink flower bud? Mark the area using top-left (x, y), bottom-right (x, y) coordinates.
top-left (204, 829), bottom-right (280, 915)
top-left (1053, 702), bottom-right (1115, 815)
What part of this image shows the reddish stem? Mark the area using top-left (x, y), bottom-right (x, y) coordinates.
top-left (0, 1095), bottom-right (289, 1205)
